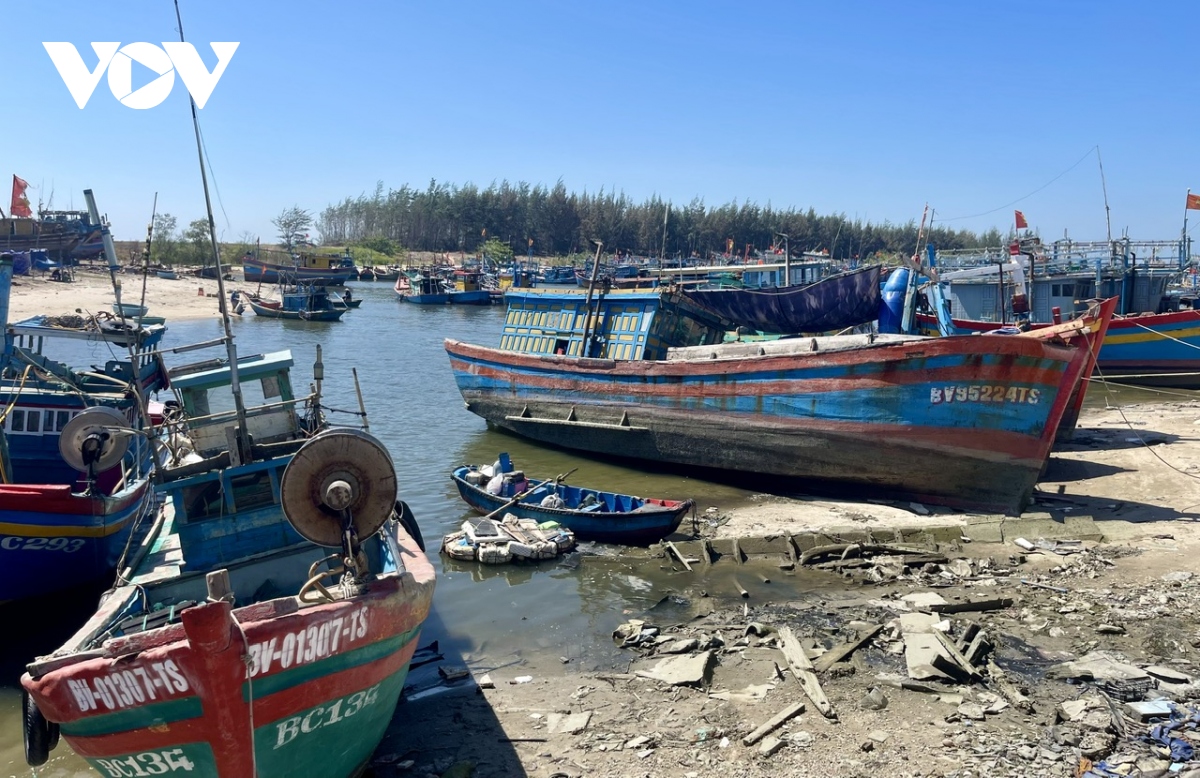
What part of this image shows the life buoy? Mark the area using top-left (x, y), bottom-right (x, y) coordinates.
top-left (23, 691), bottom-right (57, 766)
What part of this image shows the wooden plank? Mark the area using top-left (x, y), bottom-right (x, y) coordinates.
top-left (665, 541), bottom-right (693, 572)
top-left (813, 624), bottom-right (883, 673)
top-left (741, 701), bottom-right (806, 746)
top-left (778, 627), bottom-right (836, 719)
top-left (932, 630), bottom-right (981, 680)
top-left (928, 596), bottom-right (1013, 614)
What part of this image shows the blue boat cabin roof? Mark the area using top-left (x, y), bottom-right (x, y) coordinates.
top-left (500, 289), bottom-right (727, 360)
top-left (171, 350), bottom-right (294, 392)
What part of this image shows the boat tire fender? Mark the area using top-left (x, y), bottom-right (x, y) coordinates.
top-left (396, 500), bottom-right (425, 551)
top-left (23, 691), bottom-right (56, 766)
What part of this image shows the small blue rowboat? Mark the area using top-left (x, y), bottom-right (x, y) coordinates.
top-left (451, 455), bottom-right (693, 544)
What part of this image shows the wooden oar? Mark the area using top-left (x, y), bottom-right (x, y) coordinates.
top-left (482, 467), bottom-right (578, 521)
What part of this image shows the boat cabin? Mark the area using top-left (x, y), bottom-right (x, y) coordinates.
top-left (499, 289), bottom-right (729, 360)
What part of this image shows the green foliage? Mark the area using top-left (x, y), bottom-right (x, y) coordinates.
top-left (150, 213), bottom-right (180, 265)
top-left (272, 205), bottom-right (314, 251)
top-left (480, 238), bottom-right (513, 264)
top-left (317, 179), bottom-right (1002, 261)
top-left (353, 235), bottom-right (399, 256)
top-left (183, 218), bottom-right (211, 266)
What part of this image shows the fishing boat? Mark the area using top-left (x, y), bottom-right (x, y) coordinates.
top-left (445, 286), bottom-right (1114, 515)
top-left (243, 248), bottom-right (357, 285)
top-left (397, 273), bottom-right (451, 304)
top-left (156, 269), bottom-right (179, 280)
top-left (448, 270), bottom-right (492, 305)
top-left (451, 456), bottom-right (693, 544)
top-left (914, 237), bottom-right (1200, 386)
top-left (21, 53), bottom-right (434, 768)
top-left (244, 285), bottom-right (347, 322)
top-left (541, 266), bottom-right (577, 284)
top-left (21, 420), bottom-right (434, 775)
top-left (1, 190), bottom-right (104, 260)
top-left (0, 219), bottom-right (169, 604)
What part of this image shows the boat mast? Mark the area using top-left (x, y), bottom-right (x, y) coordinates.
top-left (174, 0), bottom-right (252, 463)
top-left (140, 193), bottom-right (157, 313)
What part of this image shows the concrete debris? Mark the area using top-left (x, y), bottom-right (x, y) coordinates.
top-left (546, 711), bottom-right (592, 734)
top-left (635, 650), bottom-right (715, 687)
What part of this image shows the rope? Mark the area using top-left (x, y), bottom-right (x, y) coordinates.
top-left (229, 610), bottom-right (258, 778)
top-left (1086, 335), bottom-right (1200, 484)
top-left (1128, 318), bottom-right (1200, 353)
top-left (318, 404), bottom-right (366, 417)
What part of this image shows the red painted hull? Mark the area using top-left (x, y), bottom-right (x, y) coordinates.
top-left (22, 522), bottom-right (434, 777)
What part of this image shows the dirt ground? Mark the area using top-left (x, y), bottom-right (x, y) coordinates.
top-left (373, 402), bottom-right (1200, 778)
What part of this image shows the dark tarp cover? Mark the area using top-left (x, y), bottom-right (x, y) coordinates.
top-left (682, 265), bottom-right (882, 334)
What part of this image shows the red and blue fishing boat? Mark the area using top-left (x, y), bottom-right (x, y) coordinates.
top-left (452, 454), bottom-right (693, 544)
top-left (445, 287), bottom-right (1114, 515)
top-left (0, 251), bottom-right (168, 604)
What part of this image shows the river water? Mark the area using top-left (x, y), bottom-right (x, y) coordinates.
top-left (0, 281), bottom-right (757, 775)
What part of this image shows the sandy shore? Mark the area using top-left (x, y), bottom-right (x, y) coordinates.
top-left (9, 266), bottom-right (227, 322)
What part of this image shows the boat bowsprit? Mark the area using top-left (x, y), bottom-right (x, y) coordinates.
top-left (441, 514), bottom-right (576, 564)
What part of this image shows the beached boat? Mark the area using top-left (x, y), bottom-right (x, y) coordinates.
top-left (245, 285), bottom-right (347, 322)
top-left (445, 288), bottom-right (1114, 515)
top-left (451, 457), bottom-right (692, 544)
top-left (156, 269), bottom-right (179, 280)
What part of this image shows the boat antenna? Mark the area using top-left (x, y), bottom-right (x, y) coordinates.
top-left (140, 193), bottom-right (157, 313)
top-left (1096, 146), bottom-right (1113, 246)
top-left (174, 0), bottom-right (252, 463)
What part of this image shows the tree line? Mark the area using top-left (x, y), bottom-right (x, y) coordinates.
top-left (316, 179), bottom-right (1005, 261)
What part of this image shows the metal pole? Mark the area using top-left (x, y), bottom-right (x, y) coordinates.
top-left (352, 367), bottom-right (370, 432)
top-left (578, 240), bottom-right (604, 357)
top-left (174, 0), bottom-right (251, 462)
top-left (140, 193), bottom-right (157, 312)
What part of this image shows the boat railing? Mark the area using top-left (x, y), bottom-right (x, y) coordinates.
top-left (182, 394), bottom-right (308, 456)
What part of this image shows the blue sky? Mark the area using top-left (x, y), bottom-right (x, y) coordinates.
top-left (4, 1), bottom-right (1198, 246)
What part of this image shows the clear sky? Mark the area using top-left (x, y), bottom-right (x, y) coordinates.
top-left (4, 1), bottom-right (1198, 245)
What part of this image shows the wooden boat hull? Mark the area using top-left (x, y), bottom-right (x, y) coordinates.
top-left (918, 308), bottom-right (1200, 387)
top-left (113, 303), bottom-right (149, 318)
top-left (22, 521), bottom-right (433, 778)
top-left (401, 293), bottom-right (451, 305)
top-left (448, 290), bottom-right (492, 306)
top-left (247, 299), bottom-right (345, 321)
top-left (445, 331), bottom-right (1096, 515)
top-left (0, 479), bottom-right (152, 603)
top-left (451, 469), bottom-right (691, 544)
top-left (243, 259), bottom-right (356, 286)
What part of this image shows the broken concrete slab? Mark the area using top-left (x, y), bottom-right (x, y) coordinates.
top-left (546, 711), bottom-right (593, 735)
top-left (1047, 651), bottom-right (1150, 683)
top-left (660, 638), bottom-right (700, 654)
top-left (758, 736), bottom-right (785, 756)
top-left (635, 650), bottom-right (715, 687)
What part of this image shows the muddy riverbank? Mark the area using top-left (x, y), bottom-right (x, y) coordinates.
top-left (372, 401), bottom-right (1200, 778)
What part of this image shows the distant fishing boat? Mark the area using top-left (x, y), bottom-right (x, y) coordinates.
top-left (156, 268), bottom-right (179, 280)
top-left (448, 270), bottom-right (492, 305)
top-left (242, 247), bottom-right (356, 285)
top-left (445, 286), bottom-right (1115, 515)
top-left (398, 273), bottom-right (451, 304)
top-left (452, 455), bottom-right (693, 544)
top-left (243, 285), bottom-right (347, 321)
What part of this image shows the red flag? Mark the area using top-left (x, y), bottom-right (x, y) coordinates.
top-left (10, 175), bottom-right (31, 218)
top-left (1014, 210), bottom-right (1028, 229)
top-left (1186, 193), bottom-right (1200, 211)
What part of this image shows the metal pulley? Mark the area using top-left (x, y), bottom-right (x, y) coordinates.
top-left (279, 429), bottom-right (397, 547)
top-left (58, 407), bottom-right (133, 473)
